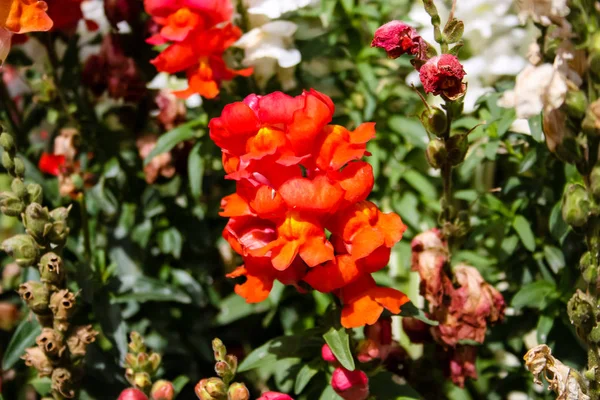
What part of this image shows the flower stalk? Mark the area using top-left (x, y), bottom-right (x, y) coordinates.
top-left (0, 128), bottom-right (98, 399)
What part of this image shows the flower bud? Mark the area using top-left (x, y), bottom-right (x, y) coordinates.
top-left (321, 344), bottom-right (338, 364)
top-left (226, 354), bottom-right (238, 375)
top-left (151, 380), bottom-right (174, 400)
top-left (215, 361), bottom-right (233, 383)
top-left (212, 338), bottom-right (226, 361)
top-left (0, 132), bottom-right (15, 152)
top-left (133, 372), bottom-right (153, 391)
top-left (562, 184), bottom-right (591, 228)
top-left (425, 139), bottom-right (447, 169)
top-left (38, 252), bottom-right (65, 286)
top-left (421, 107), bottom-right (447, 137)
top-left (129, 331), bottom-right (147, 354)
top-left (22, 346), bottom-right (53, 376)
top-left (49, 289), bottom-right (76, 331)
top-left (18, 281), bottom-right (50, 314)
top-left (583, 99), bottom-right (600, 136)
top-left (48, 205), bottom-right (71, 244)
top-left (446, 134), bottom-right (468, 166)
top-left (331, 368), bottom-right (369, 400)
top-left (227, 383), bottom-right (250, 400)
top-left (256, 392), bottom-right (293, 400)
top-left (22, 203), bottom-right (52, 243)
top-left (2, 234), bottom-right (40, 267)
top-left (148, 352), bottom-right (162, 374)
top-left (118, 388), bottom-right (149, 400)
top-left (0, 302), bottom-right (20, 331)
top-left (36, 328), bottom-right (66, 358)
top-left (27, 183), bottom-right (43, 204)
top-left (67, 324), bottom-right (98, 358)
top-left (195, 378), bottom-right (227, 400)
top-left (125, 353), bottom-right (138, 368)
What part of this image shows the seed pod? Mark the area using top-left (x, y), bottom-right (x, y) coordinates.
top-left (2, 152), bottom-right (14, 173)
top-left (561, 184), bottom-right (591, 228)
top-left (446, 133), bottom-right (468, 166)
top-left (49, 290), bottom-right (76, 331)
top-left (38, 252), bottom-right (65, 286)
top-left (22, 346), bottom-right (53, 377)
top-left (565, 89), bottom-right (588, 120)
top-left (11, 178), bottom-right (26, 198)
top-left (48, 205), bottom-right (72, 244)
top-left (22, 203), bottom-right (52, 243)
top-left (27, 183), bottom-right (43, 204)
top-left (13, 157), bottom-right (25, 177)
top-left (425, 139), bottom-right (447, 169)
top-left (0, 132), bottom-right (15, 152)
top-left (0, 191), bottom-right (24, 216)
top-left (36, 328), bottom-right (66, 358)
top-left (583, 99), bottom-right (600, 136)
top-left (3, 234), bottom-right (41, 267)
top-left (66, 324), bottom-right (98, 358)
top-left (421, 107), bottom-right (447, 137)
top-left (52, 368), bottom-right (75, 399)
top-left (18, 281), bottom-right (50, 314)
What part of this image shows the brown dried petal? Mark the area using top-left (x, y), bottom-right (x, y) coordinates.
top-left (22, 346), bottom-right (53, 377)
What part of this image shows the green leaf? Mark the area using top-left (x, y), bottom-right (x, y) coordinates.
top-left (238, 335), bottom-right (321, 372)
top-left (215, 293), bottom-right (271, 326)
top-left (172, 375), bottom-right (190, 396)
top-left (512, 215), bottom-right (536, 251)
top-left (323, 326), bottom-right (355, 371)
top-left (144, 119), bottom-right (203, 166)
top-left (511, 281), bottom-right (558, 310)
top-left (388, 116), bottom-right (428, 149)
top-left (543, 245), bottom-right (566, 273)
top-left (369, 372), bottom-right (421, 399)
top-left (537, 314), bottom-right (554, 344)
top-left (399, 300), bottom-right (439, 326)
top-left (403, 169), bottom-right (438, 199)
top-left (295, 362), bottom-right (320, 394)
top-left (319, 384), bottom-right (343, 400)
top-left (115, 276), bottom-right (192, 304)
top-left (3, 316), bottom-right (41, 370)
top-left (157, 227), bottom-right (183, 259)
top-left (188, 142), bottom-right (204, 198)
top-left (443, 18), bottom-right (464, 43)
top-left (528, 114), bottom-right (543, 142)
top-left (29, 377), bottom-right (51, 396)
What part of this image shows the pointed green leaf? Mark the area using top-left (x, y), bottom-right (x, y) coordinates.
top-left (323, 326), bottom-right (355, 371)
top-left (3, 316), bottom-right (41, 370)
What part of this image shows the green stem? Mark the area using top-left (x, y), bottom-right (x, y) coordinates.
top-left (78, 191), bottom-right (92, 263)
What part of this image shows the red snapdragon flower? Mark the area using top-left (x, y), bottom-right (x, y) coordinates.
top-left (371, 21), bottom-right (421, 59)
top-left (211, 89), bottom-right (409, 328)
top-left (419, 54), bottom-right (467, 100)
top-left (145, 0), bottom-right (251, 99)
top-left (331, 368), bottom-right (369, 400)
top-left (38, 153), bottom-right (66, 176)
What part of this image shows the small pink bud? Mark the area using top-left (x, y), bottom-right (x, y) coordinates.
top-left (371, 21), bottom-right (420, 59)
top-left (118, 388), bottom-right (149, 400)
top-left (356, 339), bottom-right (379, 363)
top-left (256, 392), bottom-right (294, 400)
top-left (321, 344), bottom-right (337, 364)
top-left (419, 54), bottom-right (467, 101)
top-left (331, 368), bottom-right (369, 400)
top-left (151, 380), bottom-right (174, 400)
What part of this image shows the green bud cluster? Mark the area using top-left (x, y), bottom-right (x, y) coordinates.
top-left (0, 129), bottom-right (97, 400)
top-left (124, 331), bottom-right (167, 395)
top-left (194, 338), bottom-right (249, 400)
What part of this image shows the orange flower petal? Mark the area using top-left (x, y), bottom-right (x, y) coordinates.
top-left (278, 175), bottom-right (343, 214)
top-left (351, 122), bottom-right (376, 143)
top-left (271, 240), bottom-right (299, 271)
top-left (299, 236), bottom-right (334, 267)
top-left (219, 193), bottom-right (253, 217)
top-left (341, 294), bottom-right (384, 328)
top-left (332, 161), bottom-right (374, 206)
top-left (371, 286), bottom-right (409, 314)
top-left (304, 255), bottom-right (360, 292)
top-left (3, 0), bottom-right (53, 34)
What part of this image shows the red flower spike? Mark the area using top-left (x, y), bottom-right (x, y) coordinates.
top-left (419, 54), bottom-right (467, 101)
top-left (38, 152), bottom-right (66, 176)
top-left (371, 21), bottom-right (420, 59)
top-left (329, 161), bottom-right (374, 207)
top-left (338, 275), bottom-right (409, 329)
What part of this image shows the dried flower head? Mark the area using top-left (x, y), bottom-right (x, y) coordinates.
top-left (36, 327), bottom-right (66, 358)
top-left (22, 346), bottom-right (53, 377)
top-left (419, 55), bottom-right (467, 101)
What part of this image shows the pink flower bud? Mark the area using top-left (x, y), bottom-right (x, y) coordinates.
top-left (151, 380), bottom-right (174, 400)
top-left (118, 388), bottom-right (149, 400)
top-left (321, 344), bottom-right (337, 364)
top-left (356, 339), bottom-right (379, 363)
top-left (256, 392), bottom-right (294, 400)
top-left (419, 54), bottom-right (466, 100)
top-left (331, 368), bottom-right (369, 400)
top-left (371, 21), bottom-right (420, 59)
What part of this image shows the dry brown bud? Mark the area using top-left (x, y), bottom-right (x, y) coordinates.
top-left (67, 325), bottom-right (98, 358)
top-left (22, 346), bottom-right (53, 377)
top-left (52, 368), bottom-right (76, 399)
top-left (36, 328), bottom-right (66, 358)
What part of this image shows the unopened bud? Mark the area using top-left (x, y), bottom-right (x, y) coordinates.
top-left (133, 372), bottom-right (152, 391)
top-left (225, 354), bottom-right (238, 376)
top-left (0, 132), bottom-right (15, 152)
top-left (227, 382), bottom-right (250, 400)
top-left (331, 367), bottom-right (369, 400)
top-left (151, 380), bottom-right (174, 400)
top-left (356, 339), bottom-right (379, 363)
top-left (38, 252), bottom-right (65, 285)
top-left (22, 346), bottom-right (53, 376)
top-left (27, 183), bottom-right (43, 204)
top-left (129, 332), bottom-right (147, 354)
top-left (11, 178), bottom-right (26, 198)
top-left (36, 328), bottom-right (66, 358)
top-left (125, 353), bottom-right (138, 368)
top-left (565, 90), bottom-right (588, 120)
top-left (321, 344), bottom-right (338, 364)
top-left (18, 281), bottom-right (50, 314)
top-left (118, 388), bottom-right (149, 400)
top-left (2, 152), bottom-right (14, 172)
top-left (562, 184), bottom-right (591, 228)
top-left (195, 377), bottom-right (227, 400)
top-left (212, 338), bottom-right (226, 361)
top-left (13, 157), bottom-right (24, 177)
top-left (148, 352), bottom-right (161, 374)
top-left (22, 203), bottom-right (52, 243)
top-left (421, 107), bottom-right (447, 137)
top-left (2, 234), bottom-right (40, 267)
top-left (426, 139), bottom-right (447, 169)
top-left (48, 205), bottom-right (71, 244)
top-left (583, 99), bottom-right (600, 136)
top-left (215, 361), bottom-right (233, 383)
top-left (568, 290), bottom-right (595, 333)
top-left (0, 191), bottom-right (24, 216)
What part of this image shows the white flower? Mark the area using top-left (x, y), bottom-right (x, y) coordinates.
top-left (243, 0), bottom-right (318, 19)
top-left (499, 63), bottom-right (567, 119)
top-left (78, 0), bottom-right (111, 61)
top-left (147, 73), bottom-right (203, 109)
top-left (235, 20), bottom-right (301, 90)
top-left (517, 0), bottom-right (570, 25)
